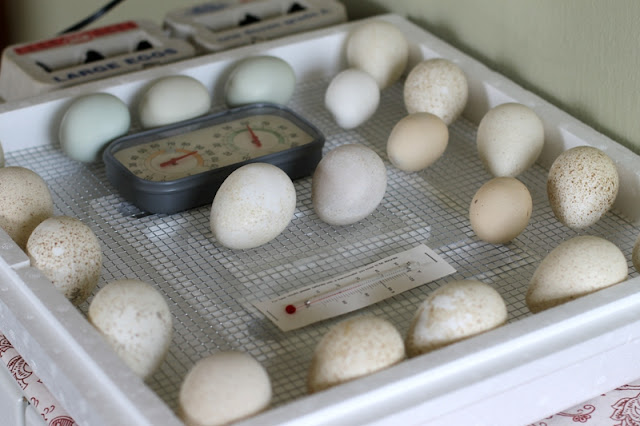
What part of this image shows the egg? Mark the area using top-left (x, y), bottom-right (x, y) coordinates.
top-left (403, 58), bottom-right (468, 125)
top-left (312, 143), bottom-right (387, 225)
top-left (0, 167), bottom-right (54, 249)
top-left (547, 146), bottom-right (619, 229)
top-left (179, 352), bottom-right (271, 426)
top-left (210, 163), bottom-right (296, 250)
top-left (405, 280), bottom-right (507, 357)
top-left (307, 316), bottom-right (405, 393)
top-left (324, 68), bottom-right (380, 129)
top-left (632, 233), bottom-right (640, 273)
top-left (0, 140), bottom-right (5, 167)
top-left (346, 20), bottom-right (409, 89)
top-left (469, 177), bottom-right (532, 244)
top-left (26, 216), bottom-right (102, 306)
top-left (386, 112), bottom-right (449, 171)
top-left (88, 279), bottom-right (173, 379)
top-left (139, 75), bottom-right (211, 128)
top-left (526, 236), bottom-right (627, 313)
top-left (224, 56), bottom-right (296, 107)
top-left (59, 93), bottom-right (131, 163)
top-left (476, 103), bottom-right (545, 177)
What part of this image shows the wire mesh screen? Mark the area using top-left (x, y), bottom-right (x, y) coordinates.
top-left (5, 77), bottom-right (639, 414)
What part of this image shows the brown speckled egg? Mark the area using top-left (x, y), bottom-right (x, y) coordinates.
top-left (403, 58), bottom-right (468, 125)
top-left (547, 146), bottom-right (618, 229)
top-left (308, 316), bottom-right (405, 393)
top-left (0, 166), bottom-right (53, 249)
top-left (526, 236), bottom-right (627, 313)
top-left (26, 216), bottom-right (102, 305)
top-left (405, 280), bottom-right (507, 357)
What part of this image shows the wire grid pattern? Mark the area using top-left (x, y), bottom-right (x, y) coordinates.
top-left (5, 77), bottom-right (640, 414)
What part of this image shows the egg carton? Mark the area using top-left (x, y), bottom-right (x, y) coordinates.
top-left (0, 13), bottom-right (639, 426)
top-left (0, 20), bottom-right (196, 101)
top-left (164, 0), bottom-right (347, 52)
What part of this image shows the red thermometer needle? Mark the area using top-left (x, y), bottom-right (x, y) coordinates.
top-left (246, 124), bottom-right (262, 147)
top-left (160, 151), bottom-right (198, 167)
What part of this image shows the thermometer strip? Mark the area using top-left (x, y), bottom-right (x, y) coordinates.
top-left (253, 244), bottom-right (456, 331)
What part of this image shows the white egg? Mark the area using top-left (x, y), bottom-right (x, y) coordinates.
top-left (477, 103), bottom-right (544, 177)
top-left (469, 177), bottom-right (532, 244)
top-left (526, 236), bottom-right (627, 313)
top-left (59, 93), bottom-right (130, 163)
top-left (0, 166), bottom-right (54, 249)
top-left (346, 20), bottom-right (409, 89)
top-left (225, 56), bottom-right (296, 107)
top-left (308, 316), bottom-right (405, 393)
top-left (403, 58), bottom-right (468, 125)
top-left (312, 143), bottom-right (387, 225)
top-left (26, 216), bottom-right (102, 306)
top-left (547, 146), bottom-right (618, 229)
top-left (324, 68), bottom-right (380, 129)
top-left (405, 280), bottom-right (507, 357)
top-left (386, 112), bottom-right (449, 171)
top-left (210, 163), bottom-right (296, 250)
top-left (88, 279), bottom-right (173, 379)
top-left (179, 352), bottom-right (272, 426)
top-left (139, 75), bottom-right (211, 128)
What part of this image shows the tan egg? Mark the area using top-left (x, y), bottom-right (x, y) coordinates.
top-left (403, 58), bottom-right (468, 125)
top-left (547, 146), bottom-right (618, 229)
top-left (469, 177), bottom-right (532, 244)
top-left (405, 280), bottom-right (507, 357)
top-left (26, 216), bottom-right (102, 306)
top-left (526, 236), bottom-right (627, 313)
top-left (308, 316), bottom-right (405, 393)
top-left (476, 103), bottom-right (544, 177)
top-left (88, 279), bottom-right (173, 379)
top-left (386, 112), bottom-right (449, 172)
top-left (180, 352), bottom-right (272, 426)
top-left (0, 166), bottom-right (54, 249)
top-left (633, 233), bottom-right (640, 273)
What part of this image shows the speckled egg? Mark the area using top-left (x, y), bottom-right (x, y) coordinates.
top-left (0, 166), bottom-right (54, 249)
top-left (405, 280), bottom-right (507, 357)
top-left (308, 316), bottom-right (405, 393)
top-left (225, 55), bottom-right (296, 107)
top-left (26, 216), bottom-right (102, 306)
top-left (139, 75), bottom-right (211, 128)
top-left (469, 177), bottom-right (532, 244)
top-left (526, 236), bottom-right (627, 313)
top-left (346, 20), bottom-right (409, 89)
top-left (88, 279), bottom-right (173, 379)
top-left (476, 103), bottom-right (544, 177)
top-left (403, 58), bottom-right (468, 125)
top-left (312, 143), bottom-right (387, 225)
top-left (547, 146), bottom-right (618, 229)
top-left (210, 163), bottom-right (296, 250)
top-left (180, 352), bottom-right (272, 426)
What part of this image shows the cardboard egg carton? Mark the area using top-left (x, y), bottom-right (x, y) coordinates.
top-left (0, 20), bottom-right (196, 101)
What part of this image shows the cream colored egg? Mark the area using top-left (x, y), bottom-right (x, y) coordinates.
top-left (308, 316), bottom-right (405, 393)
top-left (26, 216), bottom-right (102, 306)
top-left (225, 55), bottom-right (296, 107)
top-left (346, 20), bottom-right (409, 89)
top-left (179, 352), bottom-right (272, 426)
top-left (633, 233), bottom-right (640, 274)
top-left (477, 103), bottom-right (544, 177)
top-left (88, 279), bottom-right (173, 379)
top-left (405, 280), bottom-right (507, 357)
top-left (139, 75), bottom-right (210, 128)
top-left (386, 112), bottom-right (449, 172)
top-left (403, 58), bottom-right (468, 125)
top-left (547, 146), bottom-right (618, 229)
top-left (312, 143), bottom-right (387, 225)
top-left (210, 163), bottom-right (296, 250)
top-left (469, 177), bottom-right (532, 244)
top-left (526, 236), bottom-right (627, 313)
top-left (0, 166), bottom-right (54, 249)
top-left (325, 68), bottom-right (380, 129)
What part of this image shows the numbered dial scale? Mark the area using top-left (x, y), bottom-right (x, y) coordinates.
top-left (103, 103), bottom-right (325, 214)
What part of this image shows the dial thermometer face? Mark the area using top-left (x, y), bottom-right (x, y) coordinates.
top-left (103, 103), bottom-right (325, 214)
